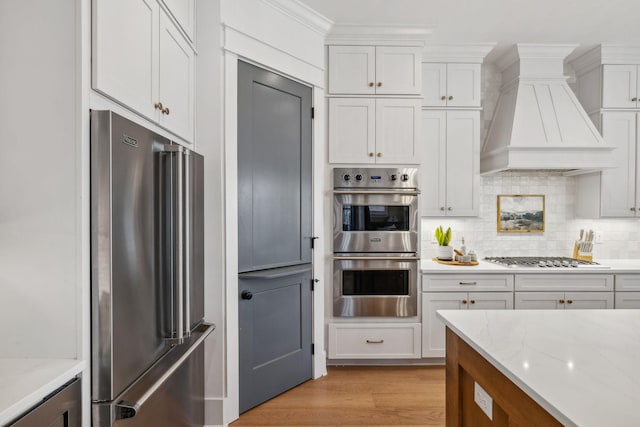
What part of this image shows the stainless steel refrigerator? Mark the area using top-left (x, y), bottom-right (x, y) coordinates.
top-left (90, 110), bottom-right (214, 426)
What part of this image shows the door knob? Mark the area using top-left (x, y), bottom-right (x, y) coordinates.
top-left (241, 290), bottom-right (253, 300)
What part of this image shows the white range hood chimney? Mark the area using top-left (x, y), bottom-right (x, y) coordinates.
top-left (481, 44), bottom-right (615, 175)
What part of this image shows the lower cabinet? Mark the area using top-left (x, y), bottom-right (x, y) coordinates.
top-left (11, 378), bottom-right (81, 427)
top-left (615, 274), bottom-right (640, 308)
top-left (327, 323), bottom-right (421, 359)
top-left (615, 292), bottom-right (640, 308)
top-left (421, 292), bottom-right (513, 358)
top-left (515, 291), bottom-right (614, 309)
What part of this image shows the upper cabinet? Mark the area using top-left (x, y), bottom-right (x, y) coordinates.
top-left (328, 45), bottom-right (422, 95)
top-left (93, 0), bottom-right (195, 142)
top-left (602, 65), bottom-right (639, 109)
top-left (161, 0), bottom-right (195, 41)
top-left (422, 63), bottom-right (481, 107)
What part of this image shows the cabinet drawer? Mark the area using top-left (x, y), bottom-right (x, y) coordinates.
top-left (328, 323), bottom-right (421, 359)
top-left (615, 275), bottom-right (640, 291)
top-left (422, 274), bottom-right (514, 292)
top-left (515, 274), bottom-right (614, 291)
top-left (615, 292), bottom-right (640, 309)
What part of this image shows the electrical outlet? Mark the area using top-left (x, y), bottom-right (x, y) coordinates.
top-left (474, 382), bottom-right (493, 420)
top-left (594, 231), bottom-right (603, 244)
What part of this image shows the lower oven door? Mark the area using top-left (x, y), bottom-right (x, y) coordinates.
top-left (333, 255), bottom-right (418, 317)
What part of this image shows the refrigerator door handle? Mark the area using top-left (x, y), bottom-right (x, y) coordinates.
top-left (113, 323), bottom-right (215, 420)
top-left (183, 149), bottom-right (191, 339)
top-left (175, 147), bottom-right (185, 344)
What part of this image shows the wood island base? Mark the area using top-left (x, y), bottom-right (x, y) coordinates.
top-left (445, 327), bottom-right (562, 427)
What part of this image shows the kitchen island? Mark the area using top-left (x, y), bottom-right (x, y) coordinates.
top-left (437, 309), bottom-right (640, 426)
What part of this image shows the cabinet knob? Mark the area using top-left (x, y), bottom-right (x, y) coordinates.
top-left (369, 82), bottom-right (375, 87)
top-left (632, 97), bottom-right (638, 102)
top-left (241, 290), bottom-right (253, 300)
top-left (369, 152), bottom-right (375, 157)
top-left (377, 152), bottom-right (382, 157)
top-left (377, 82), bottom-right (382, 87)
top-left (440, 207), bottom-right (445, 211)
top-left (559, 299), bottom-right (565, 304)
top-left (470, 300), bottom-right (476, 304)
top-left (631, 207), bottom-right (636, 211)
top-left (440, 95), bottom-right (446, 101)
top-left (154, 102), bottom-right (164, 110)
top-left (461, 299), bottom-right (468, 304)
top-left (162, 107), bottom-right (170, 115)
top-left (447, 207), bottom-right (452, 211)
top-left (567, 300), bottom-right (573, 304)
top-left (448, 95), bottom-right (453, 100)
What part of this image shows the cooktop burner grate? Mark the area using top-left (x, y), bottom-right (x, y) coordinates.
top-left (484, 256), bottom-right (601, 268)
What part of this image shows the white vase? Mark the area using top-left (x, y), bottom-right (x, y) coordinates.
top-left (437, 245), bottom-right (453, 260)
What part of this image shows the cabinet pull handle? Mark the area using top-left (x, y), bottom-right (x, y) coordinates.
top-left (459, 281), bottom-right (477, 285)
top-left (162, 107), bottom-right (170, 115)
top-left (369, 82), bottom-right (375, 87)
top-left (559, 299), bottom-right (565, 304)
top-left (377, 152), bottom-right (382, 157)
top-left (470, 300), bottom-right (476, 304)
top-left (366, 339), bottom-right (384, 344)
top-left (567, 300), bottom-right (573, 304)
top-left (440, 95), bottom-right (446, 101)
top-left (154, 102), bottom-right (164, 110)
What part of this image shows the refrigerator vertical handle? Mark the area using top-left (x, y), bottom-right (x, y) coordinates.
top-left (175, 147), bottom-right (185, 344)
top-left (183, 150), bottom-right (191, 339)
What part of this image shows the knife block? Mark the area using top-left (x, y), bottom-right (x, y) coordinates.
top-left (572, 242), bottom-right (593, 261)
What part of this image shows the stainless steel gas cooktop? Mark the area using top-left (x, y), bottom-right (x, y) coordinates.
top-left (484, 256), bottom-right (609, 269)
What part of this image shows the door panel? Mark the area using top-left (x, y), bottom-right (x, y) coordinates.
top-left (239, 268), bottom-right (312, 413)
top-left (237, 61), bottom-right (312, 272)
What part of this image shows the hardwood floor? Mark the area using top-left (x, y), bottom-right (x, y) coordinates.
top-left (231, 366), bottom-right (446, 427)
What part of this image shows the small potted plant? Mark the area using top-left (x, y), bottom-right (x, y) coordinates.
top-left (435, 226), bottom-right (453, 260)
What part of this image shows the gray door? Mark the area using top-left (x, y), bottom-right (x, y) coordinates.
top-left (237, 61), bottom-right (313, 412)
top-left (237, 61), bottom-right (312, 273)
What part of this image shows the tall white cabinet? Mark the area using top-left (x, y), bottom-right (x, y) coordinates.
top-left (326, 28), bottom-right (428, 165)
top-left (419, 45), bottom-right (494, 217)
top-left (572, 45), bottom-right (640, 217)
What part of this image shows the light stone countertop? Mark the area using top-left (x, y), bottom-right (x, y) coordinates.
top-left (421, 258), bottom-right (640, 274)
top-left (0, 358), bottom-right (85, 425)
top-left (437, 309), bottom-right (640, 427)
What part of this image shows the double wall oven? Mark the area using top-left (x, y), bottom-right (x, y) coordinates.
top-left (333, 168), bottom-right (419, 317)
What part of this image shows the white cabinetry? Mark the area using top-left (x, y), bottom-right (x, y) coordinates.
top-left (421, 274), bottom-right (514, 358)
top-left (329, 98), bottom-right (421, 164)
top-left (514, 274), bottom-right (614, 310)
top-left (602, 65), bottom-right (640, 109)
top-left (422, 63), bottom-right (481, 107)
top-left (421, 110), bottom-right (480, 216)
top-left (93, 0), bottom-right (195, 142)
top-left (615, 274), bottom-right (640, 308)
top-left (161, 0), bottom-right (195, 41)
top-left (328, 45), bottom-right (421, 95)
top-left (327, 323), bottom-right (421, 359)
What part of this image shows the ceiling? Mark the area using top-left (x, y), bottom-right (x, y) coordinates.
top-left (298, 0), bottom-right (640, 62)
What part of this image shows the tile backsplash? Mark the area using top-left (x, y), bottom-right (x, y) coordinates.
top-left (421, 172), bottom-right (640, 260)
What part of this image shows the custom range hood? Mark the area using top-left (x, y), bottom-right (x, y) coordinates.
top-left (481, 44), bottom-right (615, 175)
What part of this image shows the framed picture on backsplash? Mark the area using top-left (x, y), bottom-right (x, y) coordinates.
top-left (497, 194), bottom-right (545, 233)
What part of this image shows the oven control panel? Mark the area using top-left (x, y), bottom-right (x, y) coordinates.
top-left (333, 168), bottom-right (418, 189)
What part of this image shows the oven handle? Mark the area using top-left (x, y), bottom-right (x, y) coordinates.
top-left (333, 256), bottom-right (420, 261)
top-left (333, 189), bottom-right (420, 195)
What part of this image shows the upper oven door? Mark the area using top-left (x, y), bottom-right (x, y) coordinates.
top-left (333, 190), bottom-right (419, 253)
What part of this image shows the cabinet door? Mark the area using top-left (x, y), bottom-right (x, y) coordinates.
top-left (421, 292), bottom-right (467, 358)
top-left (468, 292), bottom-right (514, 310)
top-left (328, 46), bottom-right (376, 95)
top-left (514, 292), bottom-right (564, 309)
top-left (161, 0), bottom-right (195, 41)
top-left (93, 0), bottom-right (159, 120)
top-left (12, 379), bottom-right (81, 426)
top-left (565, 292), bottom-right (614, 309)
top-left (158, 12), bottom-right (194, 142)
top-left (602, 65), bottom-right (638, 109)
top-left (445, 111), bottom-right (480, 216)
top-left (328, 323), bottom-right (421, 359)
top-left (375, 46), bottom-right (422, 95)
top-left (446, 63), bottom-right (481, 107)
top-left (615, 292), bottom-right (640, 309)
top-left (422, 63), bottom-right (447, 107)
top-left (616, 274), bottom-right (640, 292)
top-left (329, 98), bottom-right (375, 163)
top-left (421, 111), bottom-right (446, 215)
top-left (375, 99), bottom-right (421, 164)
top-left (600, 112), bottom-right (637, 217)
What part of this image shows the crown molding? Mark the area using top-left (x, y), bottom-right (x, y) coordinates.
top-left (495, 43), bottom-right (578, 71)
top-left (570, 44), bottom-right (640, 75)
top-left (422, 43), bottom-right (496, 63)
top-left (326, 24), bottom-right (431, 46)
top-left (262, 0), bottom-right (334, 36)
